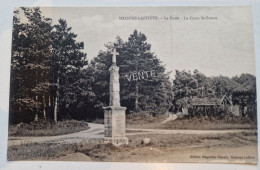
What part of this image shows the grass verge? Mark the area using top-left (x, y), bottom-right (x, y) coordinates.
top-left (9, 119), bottom-right (89, 137)
top-left (126, 114), bottom-right (257, 130)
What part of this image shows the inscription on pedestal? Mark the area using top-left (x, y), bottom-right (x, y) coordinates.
top-left (104, 107), bottom-right (126, 136)
top-left (113, 113), bottom-right (125, 137)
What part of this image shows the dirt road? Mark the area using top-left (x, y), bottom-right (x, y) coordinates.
top-left (8, 123), bottom-right (104, 147)
top-left (126, 128), bottom-right (256, 135)
top-left (8, 123), bottom-right (256, 147)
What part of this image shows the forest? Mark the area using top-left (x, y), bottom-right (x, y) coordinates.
top-left (9, 7), bottom-right (257, 124)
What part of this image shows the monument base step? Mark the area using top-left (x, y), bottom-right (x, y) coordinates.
top-left (104, 137), bottom-right (129, 146)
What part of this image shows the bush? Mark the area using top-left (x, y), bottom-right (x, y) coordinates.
top-left (126, 112), bottom-right (157, 122)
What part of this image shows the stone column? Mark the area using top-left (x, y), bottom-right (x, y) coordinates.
top-left (109, 66), bottom-right (120, 107)
top-left (103, 50), bottom-right (128, 146)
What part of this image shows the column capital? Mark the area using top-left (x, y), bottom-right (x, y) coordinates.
top-left (109, 65), bottom-right (119, 72)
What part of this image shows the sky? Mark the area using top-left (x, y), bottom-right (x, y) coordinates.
top-left (17, 6), bottom-right (256, 79)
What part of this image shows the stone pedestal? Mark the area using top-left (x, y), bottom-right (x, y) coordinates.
top-left (103, 106), bottom-right (128, 146)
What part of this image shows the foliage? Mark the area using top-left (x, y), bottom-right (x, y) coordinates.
top-left (10, 7), bottom-right (257, 124)
top-left (51, 18), bottom-right (87, 121)
top-left (10, 8), bottom-right (53, 123)
top-left (9, 8), bottom-right (87, 124)
top-left (83, 30), bottom-right (173, 118)
top-left (172, 70), bottom-right (257, 119)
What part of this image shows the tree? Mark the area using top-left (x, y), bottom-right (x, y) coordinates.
top-left (172, 69), bottom-right (257, 119)
top-left (193, 69), bottom-right (214, 97)
top-left (9, 8), bottom-right (87, 124)
top-left (211, 75), bottom-right (237, 97)
top-left (173, 69), bottom-right (239, 101)
top-left (82, 30), bottom-right (173, 119)
top-left (120, 30), bottom-right (172, 113)
top-left (232, 74), bottom-right (256, 118)
top-left (51, 19), bottom-right (87, 122)
top-left (10, 8), bottom-right (53, 123)
top-left (173, 70), bottom-right (199, 100)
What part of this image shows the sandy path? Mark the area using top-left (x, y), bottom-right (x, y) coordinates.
top-left (8, 123), bottom-right (256, 147)
top-left (161, 114), bottom-right (177, 124)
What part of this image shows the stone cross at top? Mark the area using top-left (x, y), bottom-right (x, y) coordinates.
top-left (112, 48), bottom-right (119, 65)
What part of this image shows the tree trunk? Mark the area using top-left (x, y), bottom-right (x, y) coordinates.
top-left (34, 113), bottom-right (39, 121)
top-left (35, 95), bottom-right (39, 121)
top-left (49, 95), bottom-right (51, 106)
top-left (54, 77), bottom-right (59, 123)
top-left (42, 95), bottom-right (46, 119)
top-left (34, 68), bottom-right (39, 121)
top-left (135, 64), bottom-right (139, 111)
top-left (135, 81), bottom-right (139, 111)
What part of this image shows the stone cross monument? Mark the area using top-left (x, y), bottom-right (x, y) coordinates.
top-left (103, 48), bottom-right (128, 146)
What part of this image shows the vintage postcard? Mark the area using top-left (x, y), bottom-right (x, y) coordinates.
top-left (8, 6), bottom-right (257, 164)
